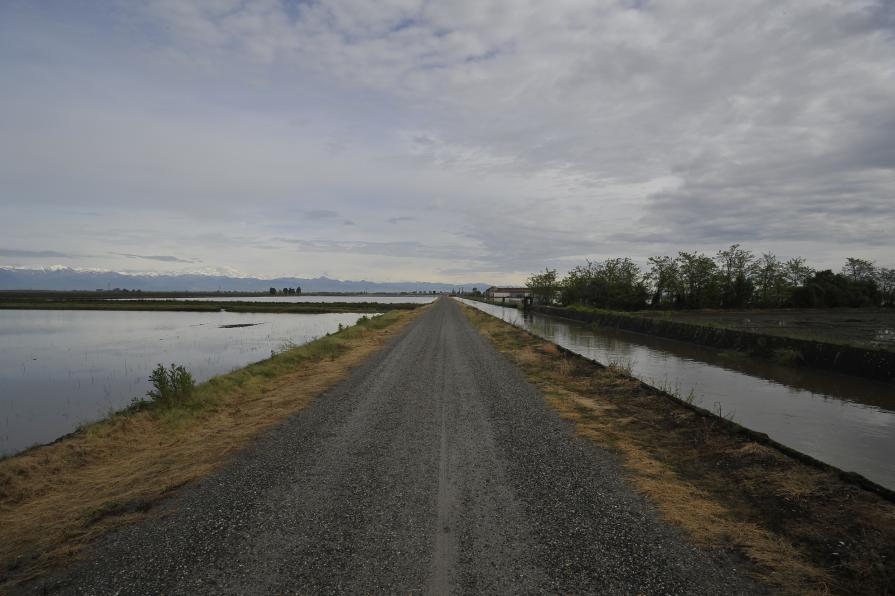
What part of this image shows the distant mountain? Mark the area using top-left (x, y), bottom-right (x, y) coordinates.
top-left (0, 267), bottom-right (492, 293)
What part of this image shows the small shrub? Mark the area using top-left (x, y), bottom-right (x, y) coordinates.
top-left (771, 347), bottom-right (803, 365)
top-left (607, 358), bottom-right (634, 376)
top-left (147, 363), bottom-right (195, 407)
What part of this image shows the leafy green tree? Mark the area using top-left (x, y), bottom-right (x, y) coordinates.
top-left (646, 256), bottom-right (680, 307)
top-left (560, 262), bottom-right (590, 305)
top-left (527, 267), bottom-right (559, 305)
top-left (753, 253), bottom-right (786, 307)
top-left (790, 270), bottom-right (881, 307)
top-left (600, 257), bottom-right (649, 309)
top-left (876, 267), bottom-right (895, 307)
top-left (783, 257), bottom-right (814, 287)
top-left (543, 249), bottom-right (889, 310)
top-left (715, 244), bottom-right (756, 308)
top-left (559, 259), bottom-right (647, 309)
top-left (676, 251), bottom-right (721, 308)
top-left (842, 257), bottom-right (876, 282)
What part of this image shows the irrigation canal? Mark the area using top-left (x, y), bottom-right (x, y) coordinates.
top-left (456, 298), bottom-right (895, 490)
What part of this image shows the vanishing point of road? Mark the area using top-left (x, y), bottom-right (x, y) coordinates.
top-left (32, 298), bottom-right (758, 595)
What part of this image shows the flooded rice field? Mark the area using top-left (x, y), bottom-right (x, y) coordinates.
top-left (113, 295), bottom-right (438, 304)
top-left (0, 309), bottom-right (375, 455)
top-left (457, 299), bottom-right (895, 490)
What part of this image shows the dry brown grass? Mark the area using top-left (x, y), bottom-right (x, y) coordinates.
top-left (0, 308), bottom-right (423, 591)
top-left (460, 303), bottom-right (895, 596)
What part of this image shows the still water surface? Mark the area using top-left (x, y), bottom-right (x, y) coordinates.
top-left (114, 295), bottom-right (437, 304)
top-left (0, 309), bottom-right (374, 455)
top-left (457, 299), bottom-right (895, 490)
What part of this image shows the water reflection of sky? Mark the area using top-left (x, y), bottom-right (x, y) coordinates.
top-left (0, 310), bottom-right (375, 455)
top-left (112, 295), bottom-right (437, 304)
top-left (457, 299), bottom-right (895, 490)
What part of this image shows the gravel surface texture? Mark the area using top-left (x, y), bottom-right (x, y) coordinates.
top-left (28, 298), bottom-right (760, 595)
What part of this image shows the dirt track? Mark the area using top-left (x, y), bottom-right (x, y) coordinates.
top-left (29, 298), bottom-right (758, 595)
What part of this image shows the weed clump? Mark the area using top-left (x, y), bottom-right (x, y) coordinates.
top-left (771, 347), bottom-right (803, 365)
top-left (607, 358), bottom-right (634, 376)
top-left (146, 363), bottom-right (195, 408)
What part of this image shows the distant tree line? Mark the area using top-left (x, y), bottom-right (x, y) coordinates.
top-left (270, 287), bottom-right (302, 295)
top-left (527, 246), bottom-right (894, 310)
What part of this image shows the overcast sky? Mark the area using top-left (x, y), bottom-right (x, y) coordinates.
top-left (1, 1), bottom-right (893, 284)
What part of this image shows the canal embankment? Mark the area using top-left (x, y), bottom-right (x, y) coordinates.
top-left (460, 303), bottom-right (895, 595)
top-left (529, 305), bottom-right (895, 381)
top-left (0, 308), bottom-right (422, 591)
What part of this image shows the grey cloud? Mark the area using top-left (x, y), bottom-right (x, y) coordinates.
top-left (305, 210), bottom-right (340, 220)
top-left (0, 248), bottom-right (75, 258)
top-left (459, 222), bottom-right (607, 273)
top-left (276, 237), bottom-right (483, 262)
top-left (114, 253), bottom-right (198, 263)
top-left (386, 216), bottom-right (416, 224)
top-left (638, 164), bottom-right (895, 249)
top-left (2, 1), bottom-right (894, 282)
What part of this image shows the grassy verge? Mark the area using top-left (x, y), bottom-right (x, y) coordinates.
top-left (0, 308), bottom-right (423, 590)
top-left (0, 299), bottom-right (419, 313)
top-left (460, 303), bottom-right (895, 595)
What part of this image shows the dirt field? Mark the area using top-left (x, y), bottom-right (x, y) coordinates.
top-left (636, 308), bottom-right (895, 350)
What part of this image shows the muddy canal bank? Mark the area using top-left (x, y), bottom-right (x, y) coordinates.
top-left (531, 305), bottom-right (895, 380)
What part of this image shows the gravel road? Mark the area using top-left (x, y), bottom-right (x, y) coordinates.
top-left (30, 298), bottom-right (759, 595)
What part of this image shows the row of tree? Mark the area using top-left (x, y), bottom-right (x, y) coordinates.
top-left (270, 287), bottom-right (302, 295)
top-left (526, 246), bottom-right (895, 310)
